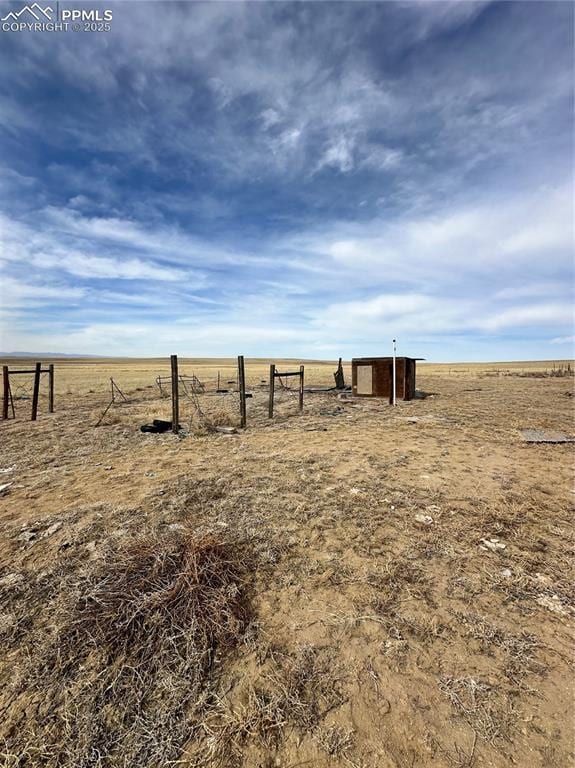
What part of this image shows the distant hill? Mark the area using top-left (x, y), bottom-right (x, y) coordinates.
top-left (0, 352), bottom-right (102, 358)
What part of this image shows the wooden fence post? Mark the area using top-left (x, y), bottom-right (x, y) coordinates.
top-left (31, 361), bottom-right (42, 421)
top-left (299, 365), bottom-right (304, 411)
top-left (238, 355), bottom-right (247, 428)
top-left (48, 364), bottom-right (54, 413)
top-left (2, 366), bottom-right (8, 420)
top-left (171, 355), bottom-right (179, 434)
top-left (268, 364), bottom-right (275, 418)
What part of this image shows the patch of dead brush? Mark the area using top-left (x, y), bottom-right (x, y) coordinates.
top-left (368, 557), bottom-right (435, 612)
top-left (438, 676), bottom-right (516, 744)
top-left (1, 529), bottom-right (257, 767)
top-left (452, 610), bottom-right (545, 685)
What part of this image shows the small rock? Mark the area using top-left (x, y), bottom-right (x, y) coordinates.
top-left (0, 482), bottom-right (12, 495)
top-left (480, 538), bottom-right (506, 552)
top-left (104, 466), bottom-right (113, 471)
top-left (415, 513), bottom-right (434, 526)
top-left (18, 530), bottom-right (37, 544)
top-left (349, 487), bottom-right (361, 495)
top-left (500, 568), bottom-right (513, 578)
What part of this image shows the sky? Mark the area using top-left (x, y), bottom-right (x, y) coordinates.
top-left (0, 0), bottom-right (573, 361)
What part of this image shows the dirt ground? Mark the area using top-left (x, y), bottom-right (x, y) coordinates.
top-left (0, 358), bottom-right (573, 768)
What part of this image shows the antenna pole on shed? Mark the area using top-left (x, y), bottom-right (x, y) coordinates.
top-left (392, 338), bottom-right (397, 406)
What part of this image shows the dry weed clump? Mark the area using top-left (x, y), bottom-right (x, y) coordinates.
top-left (1, 530), bottom-right (256, 767)
top-left (200, 406), bottom-right (238, 430)
top-left (201, 645), bottom-right (346, 764)
top-left (315, 724), bottom-right (355, 757)
top-left (451, 611), bottom-right (544, 684)
top-left (438, 676), bottom-right (516, 744)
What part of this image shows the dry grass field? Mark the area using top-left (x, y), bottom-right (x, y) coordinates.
top-left (0, 357), bottom-right (573, 768)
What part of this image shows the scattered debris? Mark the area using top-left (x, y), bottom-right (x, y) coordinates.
top-left (500, 568), bottom-right (513, 578)
top-left (42, 522), bottom-right (62, 538)
top-left (0, 466), bottom-right (15, 474)
top-left (0, 482), bottom-right (12, 495)
top-left (415, 513), bottom-right (434, 525)
top-left (521, 428), bottom-right (575, 444)
top-left (140, 419), bottom-right (180, 434)
top-left (333, 358), bottom-right (346, 390)
top-left (214, 426), bottom-right (237, 435)
top-left (319, 406), bottom-right (345, 416)
top-left (480, 538), bottom-right (506, 552)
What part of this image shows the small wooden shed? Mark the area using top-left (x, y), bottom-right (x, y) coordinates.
top-left (351, 357), bottom-right (419, 401)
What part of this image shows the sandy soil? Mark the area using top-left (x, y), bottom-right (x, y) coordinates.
top-left (0, 358), bottom-right (573, 768)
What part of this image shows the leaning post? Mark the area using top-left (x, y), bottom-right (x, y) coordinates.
top-left (238, 355), bottom-right (247, 428)
top-left (299, 365), bottom-right (304, 411)
top-left (31, 361), bottom-right (42, 421)
top-left (268, 364), bottom-right (275, 418)
top-left (171, 354), bottom-right (179, 434)
top-left (48, 364), bottom-right (54, 413)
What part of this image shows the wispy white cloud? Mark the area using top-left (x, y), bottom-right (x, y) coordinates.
top-left (550, 335), bottom-right (575, 345)
top-left (0, 276), bottom-right (86, 308)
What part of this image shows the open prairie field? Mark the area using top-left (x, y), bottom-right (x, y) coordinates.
top-left (0, 358), bottom-right (573, 768)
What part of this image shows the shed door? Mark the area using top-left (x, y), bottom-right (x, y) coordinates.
top-left (356, 364), bottom-right (373, 395)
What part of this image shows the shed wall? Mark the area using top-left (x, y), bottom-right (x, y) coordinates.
top-left (351, 357), bottom-right (416, 400)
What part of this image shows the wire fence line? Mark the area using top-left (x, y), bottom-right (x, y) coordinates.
top-left (90, 358), bottom-right (349, 431)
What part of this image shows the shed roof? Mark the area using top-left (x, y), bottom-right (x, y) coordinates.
top-left (352, 356), bottom-right (425, 362)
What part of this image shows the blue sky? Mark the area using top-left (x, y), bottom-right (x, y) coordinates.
top-left (0, 0), bottom-right (573, 360)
